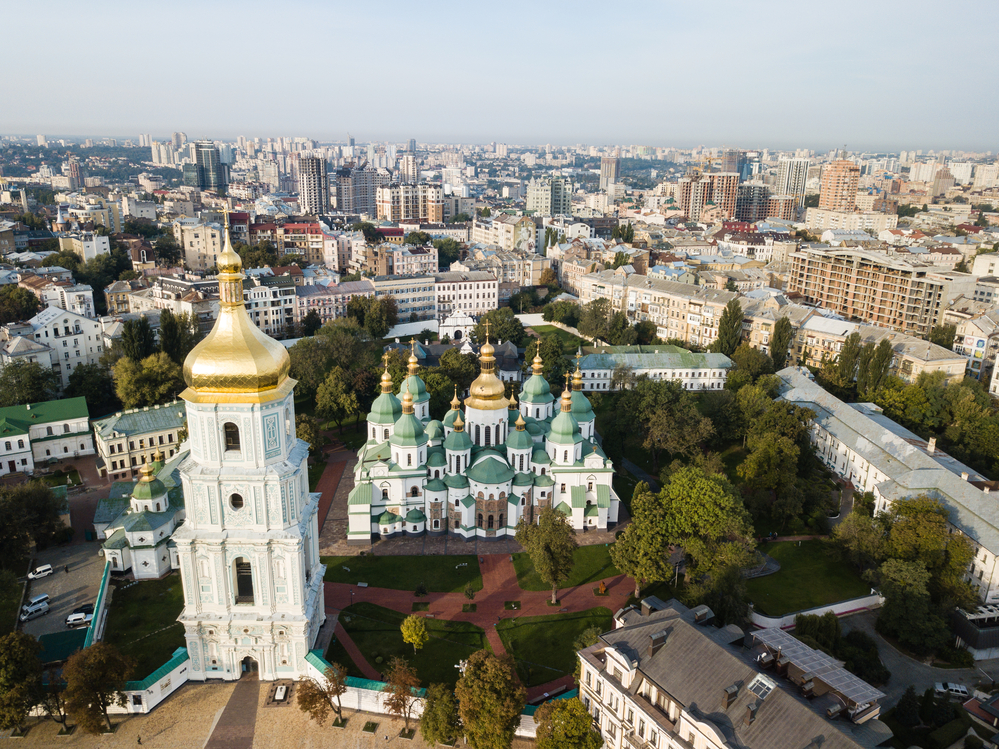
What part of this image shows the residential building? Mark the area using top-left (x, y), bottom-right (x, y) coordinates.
top-left (713, 230), bottom-right (796, 264)
top-left (676, 172), bottom-right (739, 221)
top-left (578, 598), bottom-right (887, 749)
top-left (127, 275), bottom-right (219, 333)
top-left (194, 141), bottom-right (227, 195)
top-left (779, 367), bottom-right (999, 604)
top-left (952, 309), bottom-right (999, 379)
top-left (334, 162), bottom-right (391, 217)
top-left (23, 307), bottom-right (104, 388)
top-left (19, 274), bottom-right (96, 319)
top-left (294, 279), bottom-right (375, 325)
top-left (803, 209), bottom-right (898, 233)
top-left (775, 157), bottom-right (809, 208)
top-left (434, 271), bottom-right (498, 317)
top-left (470, 215), bottom-right (537, 252)
top-left (371, 274), bottom-right (435, 321)
top-left (525, 176), bottom-right (573, 216)
top-left (104, 279), bottom-right (146, 315)
top-left (244, 274), bottom-right (296, 338)
top-left (577, 347), bottom-right (732, 391)
top-left (787, 246), bottom-right (977, 335)
top-left (0, 334), bottom-right (54, 373)
top-left (819, 159), bottom-right (860, 211)
top-left (173, 218), bottom-right (223, 271)
top-left (599, 157), bottom-right (620, 191)
top-left (365, 244), bottom-right (438, 277)
top-left (297, 155), bottom-right (329, 215)
top-left (0, 397), bottom-right (94, 476)
top-left (375, 183), bottom-right (444, 223)
top-left (57, 231), bottom-right (110, 262)
top-left (93, 401), bottom-right (187, 481)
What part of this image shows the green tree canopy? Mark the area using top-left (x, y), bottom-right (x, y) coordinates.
top-left (0, 285), bottom-right (41, 325)
top-left (0, 632), bottom-right (43, 734)
top-left (534, 697), bottom-right (602, 749)
top-left (158, 309), bottom-right (202, 366)
top-left (301, 309), bottom-right (323, 337)
top-left (474, 308), bottom-right (526, 346)
top-left (316, 366), bottom-right (360, 433)
top-left (433, 238), bottom-right (462, 267)
top-left (523, 336), bottom-right (570, 388)
top-left (420, 683), bottom-right (461, 746)
top-left (714, 299), bottom-right (743, 357)
top-left (382, 657), bottom-right (421, 731)
top-left (112, 352), bottom-right (184, 409)
top-left (296, 664), bottom-right (348, 726)
top-left (0, 482), bottom-right (65, 570)
top-left (120, 317), bottom-right (157, 361)
top-left (610, 481), bottom-right (671, 597)
top-left (404, 231), bottom-right (432, 245)
top-left (515, 506), bottom-right (578, 604)
top-left (0, 360), bottom-right (59, 407)
top-left (65, 362), bottom-right (119, 417)
top-left (455, 650), bottom-right (526, 749)
top-left (64, 642), bottom-right (135, 734)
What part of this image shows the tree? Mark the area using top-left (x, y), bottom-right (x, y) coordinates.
top-left (725, 277), bottom-right (738, 292)
top-left (534, 698), bottom-right (602, 749)
top-left (401, 614), bottom-right (430, 652)
top-left (0, 632), bottom-right (43, 735)
top-left (928, 324), bottom-right (957, 351)
top-left (64, 642), bottom-right (135, 734)
top-left (295, 414), bottom-right (321, 454)
top-left (38, 670), bottom-right (71, 730)
top-left (439, 348), bottom-right (479, 393)
top-left (404, 231), bottom-right (432, 246)
top-left (364, 296), bottom-right (398, 339)
top-left (112, 352), bottom-right (184, 408)
top-left (642, 400), bottom-right (714, 473)
top-left (158, 309), bottom-right (202, 366)
top-left (420, 683), bottom-right (461, 746)
top-left (539, 267), bottom-right (559, 288)
top-left (523, 336), bottom-right (569, 388)
top-left (577, 298), bottom-right (612, 341)
top-left (297, 664), bottom-right (348, 726)
top-left (0, 360), bottom-right (59, 407)
top-left (153, 233), bottom-right (182, 266)
top-left (455, 650), bottom-right (526, 749)
top-left (0, 483), bottom-right (65, 570)
top-left (866, 338), bottom-right (894, 392)
top-left (0, 285), bottom-right (41, 325)
top-left (894, 686), bottom-right (920, 727)
top-left (634, 320), bottom-right (658, 345)
top-left (770, 316), bottom-right (794, 370)
top-left (515, 506), bottom-right (578, 604)
top-left (350, 222), bottom-right (380, 243)
top-left (120, 317), bottom-right (157, 362)
top-left (301, 309), bottom-right (323, 337)
top-left (65, 362), bottom-right (120, 417)
top-left (276, 253), bottom-right (306, 267)
top-left (474, 308), bottom-right (525, 346)
top-left (830, 510), bottom-right (886, 572)
top-left (316, 366), bottom-right (360, 433)
top-left (382, 657), bottom-right (421, 732)
top-left (610, 482), bottom-right (670, 597)
top-left (714, 299), bottom-right (743, 357)
top-left (870, 558), bottom-right (949, 655)
top-left (730, 343), bottom-right (774, 382)
top-left (837, 331), bottom-right (862, 383)
top-left (433, 238), bottom-right (462, 267)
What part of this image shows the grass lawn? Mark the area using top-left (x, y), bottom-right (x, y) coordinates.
top-left (329, 602), bottom-right (488, 687)
top-left (0, 580), bottom-right (24, 636)
top-left (512, 545), bottom-right (620, 591)
top-left (529, 325), bottom-right (585, 354)
top-left (41, 469), bottom-right (82, 487)
top-left (497, 608), bottom-right (613, 687)
top-left (308, 460), bottom-right (326, 491)
top-left (719, 444), bottom-right (746, 485)
top-left (744, 541), bottom-right (870, 616)
top-left (321, 555), bottom-right (482, 593)
top-left (103, 574), bottom-right (185, 680)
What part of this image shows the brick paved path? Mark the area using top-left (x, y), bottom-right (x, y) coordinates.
top-left (324, 554), bottom-right (632, 694)
top-left (204, 675), bottom-right (260, 749)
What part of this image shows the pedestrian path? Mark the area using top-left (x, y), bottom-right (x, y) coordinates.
top-left (203, 675), bottom-right (260, 749)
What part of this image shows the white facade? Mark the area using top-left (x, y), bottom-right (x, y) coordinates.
top-left (434, 271), bottom-right (498, 317)
top-left (173, 219), bottom-right (223, 271)
top-left (26, 307), bottom-right (104, 389)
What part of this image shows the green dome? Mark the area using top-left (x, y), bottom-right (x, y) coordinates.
top-left (443, 409), bottom-right (461, 428)
top-left (520, 374), bottom-right (554, 404)
top-left (377, 511), bottom-right (402, 525)
top-left (465, 456), bottom-right (515, 485)
top-left (132, 475), bottom-right (166, 501)
top-left (531, 447), bottom-right (551, 464)
top-left (402, 374), bottom-right (429, 403)
top-left (443, 473), bottom-right (469, 489)
top-left (534, 473), bottom-right (555, 488)
top-left (425, 420), bottom-right (445, 441)
top-left (390, 413), bottom-right (428, 448)
top-left (427, 450), bottom-right (447, 468)
top-left (505, 428), bottom-right (534, 451)
top-left (405, 509), bottom-right (427, 523)
top-left (512, 472), bottom-right (535, 487)
top-left (570, 390), bottom-right (594, 420)
top-left (424, 478), bottom-right (447, 493)
top-left (368, 392), bottom-right (402, 426)
top-left (547, 411), bottom-right (581, 445)
top-left (443, 428), bottom-right (473, 452)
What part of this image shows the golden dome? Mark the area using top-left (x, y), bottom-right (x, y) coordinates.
top-left (408, 339), bottom-right (420, 375)
top-left (531, 353), bottom-right (544, 376)
top-left (449, 386), bottom-right (460, 410)
top-left (453, 413), bottom-right (465, 431)
top-left (181, 214), bottom-right (292, 403)
top-left (464, 330), bottom-right (508, 411)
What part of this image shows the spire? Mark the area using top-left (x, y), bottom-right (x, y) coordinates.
top-left (401, 382), bottom-right (414, 415)
top-left (216, 207), bottom-right (244, 306)
top-left (508, 393), bottom-right (518, 411)
top-left (453, 413), bottom-right (465, 432)
top-left (573, 352), bottom-right (584, 388)
top-left (531, 351), bottom-right (544, 376)
top-left (380, 352), bottom-right (393, 393)
top-left (561, 372), bottom-right (573, 413)
top-left (515, 412), bottom-right (526, 431)
top-left (450, 386), bottom-right (460, 410)
top-left (483, 318), bottom-right (491, 344)
top-left (408, 338), bottom-right (419, 376)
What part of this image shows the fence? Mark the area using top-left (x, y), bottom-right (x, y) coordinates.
top-left (83, 561), bottom-right (111, 648)
top-left (749, 592), bottom-right (884, 630)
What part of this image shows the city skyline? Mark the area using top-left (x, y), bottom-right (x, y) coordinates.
top-left (5, 0), bottom-right (998, 151)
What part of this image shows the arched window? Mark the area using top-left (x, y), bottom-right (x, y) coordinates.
top-left (561, 483), bottom-right (566, 493)
top-left (384, 428), bottom-right (389, 440)
top-left (488, 493), bottom-right (494, 500)
top-left (433, 519), bottom-right (439, 529)
top-left (487, 515), bottom-right (494, 529)
top-left (475, 424), bottom-right (480, 444)
top-left (498, 513), bottom-right (504, 528)
top-left (563, 450), bottom-right (568, 462)
top-left (407, 454), bottom-right (412, 466)
top-left (381, 487), bottom-right (389, 499)
top-left (541, 468), bottom-right (546, 475)
top-left (435, 470), bottom-right (440, 479)
top-left (411, 486), bottom-right (419, 497)
top-left (484, 426), bottom-right (491, 446)
top-left (230, 493), bottom-right (244, 510)
top-left (519, 455), bottom-right (524, 471)
top-left (477, 513), bottom-right (483, 528)
top-left (224, 422), bottom-right (240, 452)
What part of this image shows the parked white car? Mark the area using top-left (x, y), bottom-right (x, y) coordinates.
top-left (65, 612), bottom-right (93, 629)
top-left (27, 564), bottom-right (53, 580)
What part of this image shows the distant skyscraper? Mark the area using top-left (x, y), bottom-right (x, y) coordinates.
top-left (298, 156), bottom-right (330, 215)
top-left (818, 159), bottom-right (860, 211)
top-left (194, 141), bottom-right (227, 195)
top-left (172, 132), bottom-right (187, 149)
top-left (525, 176), bottom-right (573, 216)
top-left (719, 148), bottom-right (743, 176)
top-left (408, 138), bottom-right (417, 153)
top-left (335, 163), bottom-right (390, 216)
top-left (347, 133), bottom-right (355, 147)
top-left (775, 157), bottom-right (810, 208)
top-left (599, 157), bottom-right (620, 191)
top-left (36, 135), bottom-right (47, 148)
top-left (399, 154), bottom-right (418, 184)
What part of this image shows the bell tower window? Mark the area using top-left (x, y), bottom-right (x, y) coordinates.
top-left (224, 422), bottom-right (240, 452)
top-left (230, 493), bottom-right (244, 509)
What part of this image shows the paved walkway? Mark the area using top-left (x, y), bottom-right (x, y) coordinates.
top-left (204, 675), bottom-right (261, 749)
top-left (621, 458), bottom-right (659, 490)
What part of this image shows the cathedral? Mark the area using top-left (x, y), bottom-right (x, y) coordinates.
top-left (348, 334), bottom-right (621, 543)
top-left (171, 220), bottom-right (326, 681)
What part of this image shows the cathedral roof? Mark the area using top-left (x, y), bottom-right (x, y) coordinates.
top-left (443, 473), bottom-right (469, 489)
top-left (512, 472), bottom-right (535, 487)
top-left (405, 508), bottom-right (427, 523)
top-left (464, 327), bottom-right (508, 411)
top-left (425, 420), bottom-right (445, 442)
top-left (424, 478), bottom-right (447, 493)
top-left (465, 455), bottom-right (515, 484)
top-left (443, 426), bottom-right (473, 452)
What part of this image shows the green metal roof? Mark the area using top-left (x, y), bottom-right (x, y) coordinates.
top-left (93, 482), bottom-right (134, 525)
top-left (424, 478), bottom-right (447, 493)
top-left (377, 511), bottom-right (401, 524)
top-left (405, 509), bottom-right (426, 523)
top-left (389, 413), bottom-right (428, 448)
top-left (465, 456), bottom-right (515, 485)
top-left (442, 409), bottom-right (461, 428)
top-left (547, 411), bottom-right (581, 444)
top-left (401, 374), bottom-right (429, 403)
top-left (367, 392), bottom-right (402, 425)
top-left (131, 475), bottom-right (167, 501)
top-left (505, 428), bottom-right (534, 450)
top-left (126, 647), bottom-right (189, 691)
top-left (531, 447), bottom-right (551, 464)
top-left (103, 527), bottom-right (129, 549)
top-left (520, 373), bottom-right (554, 404)
top-left (585, 504), bottom-right (600, 517)
top-left (460, 495), bottom-right (476, 508)
top-left (348, 484), bottom-right (370, 505)
top-left (570, 485), bottom-right (586, 508)
top-left (93, 401), bottom-right (186, 440)
top-left (555, 501), bottom-right (571, 515)
top-left (597, 484), bottom-right (611, 509)
top-left (512, 472), bottom-right (534, 487)
top-left (425, 420), bottom-right (444, 441)
top-left (535, 474), bottom-right (555, 487)
top-left (443, 428), bottom-right (473, 451)
top-left (443, 473), bottom-right (469, 489)
top-left (0, 396), bottom-right (89, 437)
top-left (570, 390), bottom-right (594, 419)
top-left (37, 629), bottom-right (87, 664)
top-left (116, 509), bottom-right (174, 533)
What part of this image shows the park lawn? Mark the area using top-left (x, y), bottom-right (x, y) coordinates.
top-left (321, 554), bottom-right (482, 593)
top-left (330, 602), bottom-right (488, 687)
top-left (103, 573), bottom-right (185, 680)
top-left (497, 608), bottom-right (613, 687)
top-left (40, 469), bottom-right (82, 487)
top-left (530, 325), bottom-right (585, 354)
top-left (512, 545), bottom-right (620, 592)
top-left (719, 444), bottom-right (747, 485)
top-left (744, 540), bottom-right (870, 617)
top-left (308, 460), bottom-right (325, 491)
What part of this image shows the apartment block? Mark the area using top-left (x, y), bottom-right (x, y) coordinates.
top-left (93, 400), bottom-right (187, 481)
top-left (787, 246), bottom-right (977, 336)
top-left (172, 218), bottom-right (223, 271)
top-left (57, 231), bottom-right (110, 262)
top-left (819, 159), bottom-right (860, 211)
top-left (433, 271), bottom-right (498, 317)
top-left (294, 279), bottom-right (375, 325)
top-left (525, 175), bottom-right (573, 216)
top-left (365, 244), bottom-right (438, 277)
top-left (371, 274), bottom-right (436, 321)
top-left (803, 209), bottom-right (898, 233)
top-left (375, 183), bottom-right (444, 223)
top-left (19, 274), bottom-right (96, 319)
top-left (577, 348), bottom-right (732, 392)
top-left (676, 172), bottom-right (739, 221)
top-left (470, 215), bottom-right (537, 251)
top-left (24, 308), bottom-right (104, 389)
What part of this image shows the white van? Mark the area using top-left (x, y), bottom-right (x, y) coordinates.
top-left (22, 594), bottom-right (49, 611)
top-left (27, 564), bottom-right (53, 580)
top-left (19, 602), bottom-right (49, 622)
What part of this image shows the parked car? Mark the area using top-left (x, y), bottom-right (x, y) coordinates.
top-left (935, 682), bottom-right (970, 700)
top-left (65, 612), bottom-right (93, 629)
top-left (22, 594), bottom-right (50, 611)
top-left (27, 564), bottom-right (53, 580)
top-left (19, 602), bottom-right (49, 622)
top-left (72, 604), bottom-right (94, 616)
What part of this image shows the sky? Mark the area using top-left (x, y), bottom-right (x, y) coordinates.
top-left (5, 0), bottom-right (998, 152)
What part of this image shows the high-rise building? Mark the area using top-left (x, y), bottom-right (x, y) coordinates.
top-left (173, 220), bottom-right (325, 682)
top-left (347, 133), bottom-right (355, 147)
top-left (775, 157), bottom-right (810, 208)
top-left (819, 159), bottom-right (860, 211)
top-left (735, 182), bottom-right (770, 222)
top-left (376, 183), bottom-right (444, 223)
top-left (172, 132), bottom-right (188, 149)
top-left (525, 176), bottom-right (573, 216)
top-left (194, 141), bottom-right (228, 195)
top-left (66, 158), bottom-right (84, 190)
top-left (719, 148), bottom-right (744, 175)
top-left (676, 173), bottom-right (739, 221)
top-left (297, 156), bottom-right (329, 215)
top-left (36, 135), bottom-right (47, 148)
top-left (399, 153), bottom-right (418, 184)
top-left (599, 157), bottom-right (620, 191)
top-left (334, 162), bottom-right (390, 217)
top-left (408, 138), bottom-right (417, 153)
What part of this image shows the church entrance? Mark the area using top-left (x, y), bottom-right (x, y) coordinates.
top-left (454, 329), bottom-right (462, 340)
top-left (240, 656), bottom-right (259, 678)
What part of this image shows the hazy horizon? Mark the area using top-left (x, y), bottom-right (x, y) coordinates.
top-left (5, 0), bottom-right (998, 153)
